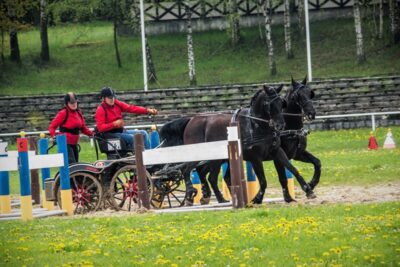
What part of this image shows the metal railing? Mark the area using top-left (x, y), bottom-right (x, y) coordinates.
top-left (0, 111), bottom-right (399, 139)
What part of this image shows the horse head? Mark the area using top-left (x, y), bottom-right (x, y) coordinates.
top-left (250, 84), bottom-right (285, 131)
top-left (287, 75), bottom-right (316, 120)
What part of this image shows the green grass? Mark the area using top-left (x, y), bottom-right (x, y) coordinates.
top-left (1, 18), bottom-right (399, 95)
top-left (1, 201), bottom-right (399, 266)
top-left (6, 127), bottom-right (400, 195)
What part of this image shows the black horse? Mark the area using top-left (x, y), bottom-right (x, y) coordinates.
top-left (160, 84), bottom-right (311, 205)
top-left (277, 77), bottom-right (320, 191)
top-left (198, 76), bottom-right (318, 204)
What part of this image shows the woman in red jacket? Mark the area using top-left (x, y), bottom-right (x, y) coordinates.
top-left (95, 87), bottom-right (157, 150)
top-left (49, 92), bottom-right (93, 164)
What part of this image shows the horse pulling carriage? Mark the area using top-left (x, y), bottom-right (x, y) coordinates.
top-left (45, 77), bottom-right (321, 214)
top-left (45, 132), bottom-right (190, 214)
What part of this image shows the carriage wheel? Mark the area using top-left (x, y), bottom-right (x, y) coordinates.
top-left (109, 165), bottom-right (153, 211)
top-left (151, 178), bottom-right (186, 209)
top-left (56, 172), bottom-right (103, 214)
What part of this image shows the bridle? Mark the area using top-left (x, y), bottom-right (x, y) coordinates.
top-left (282, 84), bottom-right (313, 118)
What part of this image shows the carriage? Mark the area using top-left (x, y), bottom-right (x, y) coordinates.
top-left (44, 132), bottom-right (188, 214)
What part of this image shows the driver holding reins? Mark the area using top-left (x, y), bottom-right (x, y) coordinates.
top-left (95, 87), bottom-right (158, 150)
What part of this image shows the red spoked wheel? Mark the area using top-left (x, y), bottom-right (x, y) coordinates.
top-left (56, 172), bottom-right (103, 214)
top-left (109, 165), bottom-right (153, 211)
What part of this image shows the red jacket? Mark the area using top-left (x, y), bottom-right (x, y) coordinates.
top-left (95, 99), bottom-right (148, 133)
top-left (48, 107), bottom-right (93, 145)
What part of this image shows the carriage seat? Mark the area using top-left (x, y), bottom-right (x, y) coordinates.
top-left (94, 130), bottom-right (133, 159)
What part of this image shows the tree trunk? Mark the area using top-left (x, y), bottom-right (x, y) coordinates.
top-left (379, 0), bottom-right (384, 39)
top-left (9, 29), bottom-right (20, 63)
top-left (1, 29), bottom-right (4, 63)
top-left (40, 0), bottom-right (50, 61)
top-left (228, 0), bottom-right (240, 46)
top-left (283, 0), bottom-right (294, 59)
top-left (263, 0), bottom-right (277, 75)
top-left (145, 38), bottom-right (157, 83)
top-left (353, 0), bottom-right (366, 64)
top-left (113, 0), bottom-right (122, 68)
top-left (389, 0), bottom-right (400, 44)
top-left (186, 4), bottom-right (197, 86)
top-left (298, 0), bottom-right (305, 34)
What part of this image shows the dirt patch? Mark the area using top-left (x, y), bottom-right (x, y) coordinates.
top-left (74, 182), bottom-right (400, 218)
top-left (279, 182), bottom-right (400, 205)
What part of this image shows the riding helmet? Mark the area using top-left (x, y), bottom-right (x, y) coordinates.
top-left (100, 87), bottom-right (116, 98)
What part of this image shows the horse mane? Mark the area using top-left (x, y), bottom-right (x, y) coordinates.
top-left (250, 89), bottom-right (264, 107)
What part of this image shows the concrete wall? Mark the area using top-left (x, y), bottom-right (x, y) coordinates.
top-left (0, 76), bottom-right (399, 141)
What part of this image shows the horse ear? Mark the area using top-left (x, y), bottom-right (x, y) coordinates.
top-left (291, 76), bottom-right (296, 87)
top-left (310, 90), bottom-right (315, 99)
top-left (263, 84), bottom-right (269, 91)
top-left (276, 84), bottom-right (284, 93)
top-left (302, 75), bottom-right (308, 85)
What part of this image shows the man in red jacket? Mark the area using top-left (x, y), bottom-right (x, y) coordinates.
top-left (49, 92), bottom-right (94, 164)
top-left (95, 87), bottom-right (158, 151)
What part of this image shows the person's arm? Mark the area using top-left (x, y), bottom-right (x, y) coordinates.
top-left (48, 109), bottom-right (66, 137)
top-left (95, 105), bottom-right (116, 132)
top-left (80, 114), bottom-right (94, 137)
top-left (116, 99), bottom-right (149, 115)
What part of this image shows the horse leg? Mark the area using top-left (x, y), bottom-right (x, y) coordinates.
top-left (250, 160), bottom-right (267, 204)
top-left (207, 161), bottom-right (228, 203)
top-left (182, 163), bottom-right (198, 206)
top-left (294, 150), bottom-right (321, 190)
top-left (273, 160), bottom-right (295, 203)
top-left (196, 165), bottom-right (212, 205)
top-left (275, 148), bottom-right (316, 199)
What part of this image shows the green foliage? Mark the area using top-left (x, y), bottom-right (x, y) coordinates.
top-left (0, 202), bottom-right (399, 266)
top-left (1, 18), bottom-right (399, 95)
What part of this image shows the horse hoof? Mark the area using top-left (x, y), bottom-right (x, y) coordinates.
top-left (251, 198), bottom-right (263, 205)
top-left (184, 199), bottom-right (194, 206)
top-left (200, 197), bottom-right (211, 205)
top-left (306, 191), bottom-right (317, 199)
top-left (219, 198), bottom-right (229, 203)
top-left (284, 196), bottom-right (296, 203)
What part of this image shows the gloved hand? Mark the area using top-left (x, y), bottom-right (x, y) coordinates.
top-left (147, 108), bottom-right (158, 115)
top-left (113, 119), bottom-right (124, 128)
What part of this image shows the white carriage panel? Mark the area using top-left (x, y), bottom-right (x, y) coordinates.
top-left (0, 157), bottom-right (18, 171)
top-left (0, 142), bottom-right (7, 156)
top-left (143, 140), bottom-right (229, 165)
top-left (28, 154), bottom-right (64, 170)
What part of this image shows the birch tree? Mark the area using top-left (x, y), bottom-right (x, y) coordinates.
top-left (263, 0), bottom-right (277, 75)
top-left (186, 4), bottom-right (197, 86)
top-left (379, 0), bottom-right (383, 39)
top-left (40, 0), bottom-right (50, 61)
top-left (297, 0), bottom-right (305, 34)
top-left (353, 0), bottom-right (366, 64)
top-left (283, 0), bottom-right (294, 58)
top-left (228, 0), bottom-right (241, 46)
top-left (389, 0), bottom-right (400, 44)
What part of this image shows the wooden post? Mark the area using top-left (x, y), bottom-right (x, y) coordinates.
top-left (228, 123), bottom-right (245, 208)
top-left (235, 122), bottom-right (248, 205)
top-left (29, 137), bottom-right (40, 205)
top-left (134, 134), bottom-right (150, 210)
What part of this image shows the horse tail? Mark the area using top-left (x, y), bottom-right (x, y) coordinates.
top-left (159, 117), bottom-right (191, 147)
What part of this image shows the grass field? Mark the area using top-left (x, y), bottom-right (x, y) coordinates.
top-left (6, 127), bottom-right (400, 195)
top-left (0, 201), bottom-right (399, 266)
top-left (1, 18), bottom-right (399, 95)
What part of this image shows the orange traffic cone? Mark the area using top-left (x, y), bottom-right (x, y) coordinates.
top-left (368, 131), bottom-right (379, 150)
top-left (383, 128), bottom-right (396, 149)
